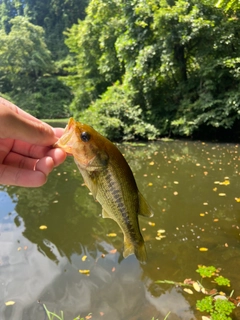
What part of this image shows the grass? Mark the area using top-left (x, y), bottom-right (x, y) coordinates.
top-left (43, 305), bottom-right (87, 320)
top-left (43, 304), bottom-right (171, 320)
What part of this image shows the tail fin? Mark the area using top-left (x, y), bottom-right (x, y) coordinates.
top-left (123, 238), bottom-right (147, 264)
top-left (134, 242), bottom-right (147, 264)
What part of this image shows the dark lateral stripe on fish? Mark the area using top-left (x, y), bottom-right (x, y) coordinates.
top-left (105, 173), bottom-right (135, 234)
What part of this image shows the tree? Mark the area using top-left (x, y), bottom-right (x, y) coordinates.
top-left (0, 16), bottom-right (71, 117)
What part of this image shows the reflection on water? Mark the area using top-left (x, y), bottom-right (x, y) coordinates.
top-left (1, 141), bottom-right (240, 319)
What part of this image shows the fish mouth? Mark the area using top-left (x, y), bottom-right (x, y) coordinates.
top-left (53, 118), bottom-right (76, 154)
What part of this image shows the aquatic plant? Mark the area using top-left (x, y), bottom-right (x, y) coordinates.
top-left (156, 265), bottom-right (238, 320)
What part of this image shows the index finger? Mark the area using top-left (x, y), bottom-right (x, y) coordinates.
top-left (0, 97), bottom-right (42, 123)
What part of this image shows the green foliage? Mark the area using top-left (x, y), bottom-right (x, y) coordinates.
top-left (79, 82), bottom-right (159, 141)
top-left (0, 16), bottom-right (71, 118)
top-left (196, 265), bottom-right (217, 278)
top-left (156, 265), bottom-right (237, 319)
top-left (62, 0), bottom-right (240, 140)
top-left (214, 276), bottom-right (231, 287)
top-left (196, 296), bottom-right (235, 320)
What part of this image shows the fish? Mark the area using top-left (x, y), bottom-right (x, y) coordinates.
top-left (54, 118), bottom-right (153, 263)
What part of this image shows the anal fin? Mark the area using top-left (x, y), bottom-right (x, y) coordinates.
top-left (138, 191), bottom-right (153, 217)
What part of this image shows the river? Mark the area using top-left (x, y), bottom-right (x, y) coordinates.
top-left (0, 140), bottom-right (240, 319)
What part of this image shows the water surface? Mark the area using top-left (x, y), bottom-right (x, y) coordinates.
top-left (1, 141), bottom-right (240, 319)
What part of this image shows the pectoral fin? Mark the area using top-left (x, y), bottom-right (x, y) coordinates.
top-left (138, 192), bottom-right (153, 217)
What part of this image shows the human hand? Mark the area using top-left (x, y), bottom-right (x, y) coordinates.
top-left (0, 97), bottom-right (67, 187)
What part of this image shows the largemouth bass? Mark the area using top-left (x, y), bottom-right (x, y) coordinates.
top-left (54, 118), bottom-right (153, 263)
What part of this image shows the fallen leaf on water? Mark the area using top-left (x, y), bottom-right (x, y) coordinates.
top-left (148, 182), bottom-right (153, 186)
top-left (106, 233), bottom-right (117, 237)
top-left (201, 287), bottom-right (207, 294)
top-left (193, 281), bottom-right (201, 292)
top-left (112, 267), bottom-right (116, 272)
top-left (17, 247), bottom-right (21, 251)
top-left (82, 255), bottom-right (87, 261)
top-left (173, 191), bottom-right (178, 195)
top-left (149, 161), bottom-right (154, 165)
top-left (213, 219), bottom-right (219, 222)
top-left (173, 181), bottom-right (179, 184)
top-left (157, 229), bottom-right (166, 233)
top-left (79, 269), bottom-right (90, 275)
top-left (203, 202), bottom-right (208, 206)
top-left (213, 187), bottom-right (217, 191)
top-left (5, 301), bottom-right (15, 306)
top-left (109, 249), bottom-right (117, 254)
top-left (148, 222), bottom-right (155, 226)
top-left (184, 288), bottom-right (193, 294)
top-left (235, 197), bottom-right (240, 202)
top-left (155, 235), bottom-right (166, 240)
top-left (218, 193), bottom-right (226, 196)
top-left (199, 247), bottom-right (208, 252)
top-left (219, 180), bottom-right (230, 186)
top-left (200, 213), bottom-right (205, 217)
top-left (39, 225), bottom-right (47, 230)
top-left (52, 200), bottom-right (58, 203)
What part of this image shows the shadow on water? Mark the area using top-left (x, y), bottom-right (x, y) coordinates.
top-left (1, 141), bottom-right (240, 319)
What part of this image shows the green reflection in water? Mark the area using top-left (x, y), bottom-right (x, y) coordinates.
top-left (1, 141), bottom-right (240, 320)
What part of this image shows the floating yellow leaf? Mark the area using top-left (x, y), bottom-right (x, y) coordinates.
top-left (157, 229), bottom-right (166, 233)
top-left (199, 247), bottom-right (208, 252)
top-left (235, 197), bottom-right (240, 202)
top-left (39, 225), bottom-right (47, 230)
top-left (213, 219), bottom-right (219, 222)
top-left (218, 193), bottom-right (226, 196)
top-left (173, 191), bottom-right (178, 195)
top-left (82, 255), bottom-right (87, 261)
top-left (79, 269), bottom-right (90, 275)
top-left (196, 163), bottom-right (201, 167)
top-left (52, 200), bottom-right (58, 203)
top-left (219, 180), bottom-right (230, 186)
top-left (5, 301), bottom-right (15, 306)
top-left (193, 282), bottom-right (201, 292)
top-left (213, 187), bottom-right (217, 192)
top-left (148, 222), bottom-right (155, 226)
top-left (214, 181), bottom-right (220, 184)
top-left (200, 213), bottom-right (205, 217)
top-left (173, 181), bottom-right (179, 184)
top-left (149, 161), bottom-right (154, 165)
top-left (106, 233), bottom-right (117, 237)
top-left (184, 288), bottom-right (193, 294)
top-left (155, 235), bottom-right (166, 240)
top-left (148, 182), bottom-right (153, 186)
top-left (203, 202), bottom-right (208, 206)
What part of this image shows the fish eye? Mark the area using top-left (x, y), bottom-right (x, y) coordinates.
top-left (80, 131), bottom-right (91, 142)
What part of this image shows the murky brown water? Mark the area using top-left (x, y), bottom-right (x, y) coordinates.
top-left (1, 141), bottom-right (240, 320)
